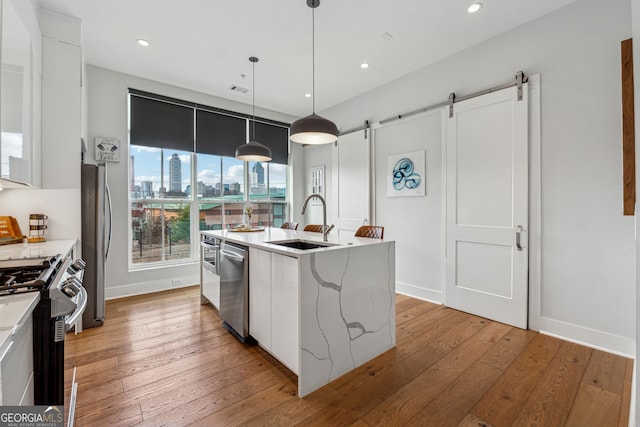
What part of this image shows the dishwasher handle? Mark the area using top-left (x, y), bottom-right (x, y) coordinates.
top-left (219, 249), bottom-right (245, 262)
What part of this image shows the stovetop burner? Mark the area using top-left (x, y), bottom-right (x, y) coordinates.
top-left (0, 255), bottom-right (62, 296)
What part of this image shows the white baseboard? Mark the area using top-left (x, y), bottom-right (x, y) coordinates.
top-left (395, 282), bottom-right (443, 305)
top-left (538, 316), bottom-right (635, 358)
top-left (106, 274), bottom-right (200, 299)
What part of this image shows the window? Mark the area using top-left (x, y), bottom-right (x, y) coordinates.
top-left (195, 153), bottom-right (222, 199)
top-left (222, 157), bottom-right (244, 200)
top-left (128, 90), bottom-right (290, 268)
top-left (130, 146), bottom-right (192, 264)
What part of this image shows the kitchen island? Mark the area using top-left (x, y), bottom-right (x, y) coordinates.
top-left (202, 227), bottom-right (395, 397)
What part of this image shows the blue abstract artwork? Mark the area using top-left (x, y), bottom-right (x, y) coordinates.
top-left (387, 150), bottom-right (425, 197)
top-left (392, 158), bottom-right (421, 190)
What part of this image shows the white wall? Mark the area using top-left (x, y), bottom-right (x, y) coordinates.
top-left (306, 0), bottom-right (635, 356)
top-left (85, 65), bottom-right (298, 298)
top-left (374, 112), bottom-right (443, 303)
top-left (0, 189), bottom-right (81, 240)
top-left (632, 0), bottom-right (640, 420)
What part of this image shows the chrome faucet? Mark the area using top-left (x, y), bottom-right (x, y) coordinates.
top-left (301, 193), bottom-right (329, 241)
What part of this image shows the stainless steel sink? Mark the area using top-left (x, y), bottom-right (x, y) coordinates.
top-left (265, 239), bottom-right (338, 250)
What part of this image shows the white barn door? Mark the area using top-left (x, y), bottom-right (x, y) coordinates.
top-left (445, 84), bottom-right (529, 329)
top-left (332, 131), bottom-right (370, 237)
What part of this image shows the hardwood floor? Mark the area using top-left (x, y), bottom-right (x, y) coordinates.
top-left (64, 286), bottom-right (632, 426)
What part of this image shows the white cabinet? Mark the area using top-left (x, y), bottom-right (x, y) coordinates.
top-left (0, 311), bottom-right (33, 405)
top-left (271, 253), bottom-right (299, 373)
top-left (201, 264), bottom-right (220, 309)
top-left (249, 248), bottom-right (272, 348)
top-left (249, 248), bottom-right (299, 374)
top-left (40, 10), bottom-right (83, 189)
top-left (1, 0), bottom-right (41, 186)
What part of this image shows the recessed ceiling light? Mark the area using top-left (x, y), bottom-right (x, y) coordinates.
top-left (360, 62), bottom-right (370, 69)
top-left (305, 93), bottom-right (312, 98)
top-left (467, 3), bottom-right (482, 13)
top-left (137, 39), bottom-right (150, 47)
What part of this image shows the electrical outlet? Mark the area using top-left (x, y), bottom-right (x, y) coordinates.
top-left (172, 279), bottom-right (182, 287)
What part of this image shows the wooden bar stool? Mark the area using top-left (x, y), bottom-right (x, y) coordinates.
top-left (354, 225), bottom-right (384, 239)
top-left (281, 221), bottom-right (299, 230)
top-left (303, 224), bottom-right (334, 234)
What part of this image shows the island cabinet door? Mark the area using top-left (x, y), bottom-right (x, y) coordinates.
top-left (0, 311), bottom-right (34, 405)
top-left (271, 253), bottom-right (299, 375)
top-left (249, 248), bottom-right (272, 348)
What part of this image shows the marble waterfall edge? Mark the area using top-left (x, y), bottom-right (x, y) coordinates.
top-left (299, 241), bottom-right (396, 396)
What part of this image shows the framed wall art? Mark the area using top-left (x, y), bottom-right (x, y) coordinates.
top-left (95, 137), bottom-right (121, 162)
top-left (387, 150), bottom-right (425, 197)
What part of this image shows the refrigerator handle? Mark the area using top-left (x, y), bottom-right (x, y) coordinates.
top-left (105, 184), bottom-right (113, 260)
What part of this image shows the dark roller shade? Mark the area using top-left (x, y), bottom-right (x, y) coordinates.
top-left (196, 110), bottom-right (247, 158)
top-left (254, 121), bottom-right (289, 164)
top-left (130, 95), bottom-right (194, 152)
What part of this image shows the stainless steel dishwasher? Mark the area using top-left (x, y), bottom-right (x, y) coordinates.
top-left (218, 240), bottom-right (250, 341)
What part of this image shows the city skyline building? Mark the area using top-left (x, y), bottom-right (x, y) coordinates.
top-left (169, 153), bottom-right (182, 192)
top-left (130, 155), bottom-right (135, 191)
top-left (252, 162), bottom-right (264, 185)
top-left (229, 182), bottom-right (241, 194)
top-left (141, 180), bottom-right (153, 198)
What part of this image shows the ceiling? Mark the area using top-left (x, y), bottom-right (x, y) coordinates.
top-left (36, 0), bottom-right (575, 118)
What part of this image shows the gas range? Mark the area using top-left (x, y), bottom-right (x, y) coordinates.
top-left (0, 255), bottom-right (86, 314)
top-left (0, 253), bottom-right (87, 406)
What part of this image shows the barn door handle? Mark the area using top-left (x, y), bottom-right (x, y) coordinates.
top-left (516, 225), bottom-right (523, 251)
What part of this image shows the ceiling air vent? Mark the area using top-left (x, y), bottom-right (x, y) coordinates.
top-left (230, 85), bottom-right (249, 94)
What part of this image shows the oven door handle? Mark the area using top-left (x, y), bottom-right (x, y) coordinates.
top-left (65, 286), bottom-right (88, 331)
top-left (200, 242), bottom-right (219, 250)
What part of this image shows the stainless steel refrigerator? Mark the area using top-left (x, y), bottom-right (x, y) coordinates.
top-left (81, 163), bottom-right (111, 328)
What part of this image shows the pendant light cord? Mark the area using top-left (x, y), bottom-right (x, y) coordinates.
top-left (312, 6), bottom-right (316, 114)
top-left (252, 59), bottom-right (256, 140)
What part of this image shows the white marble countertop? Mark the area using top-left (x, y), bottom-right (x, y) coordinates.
top-left (202, 227), bottom-right (388, 257)
top-left (0, 292), bottom-right (40, 358)
top-left (0, 238), bottom-right (78, 261)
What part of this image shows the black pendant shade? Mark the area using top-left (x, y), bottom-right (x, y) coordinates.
top-left (235, 56), bottom-right (273, 162)
top-left (290, 113), bottom-right (338, 145)
top-left (235, 140), bottom-right (272, 162)
top-left (289, 0), bottom-right (338, 145)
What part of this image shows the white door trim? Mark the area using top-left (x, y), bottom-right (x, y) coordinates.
top-left (527, 74), bottom-right (542, 332)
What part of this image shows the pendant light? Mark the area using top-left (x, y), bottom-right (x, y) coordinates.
top-left (289, 0), bottom-right (338, 145)
top-left (235, 56), bottom-right (273, 162)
